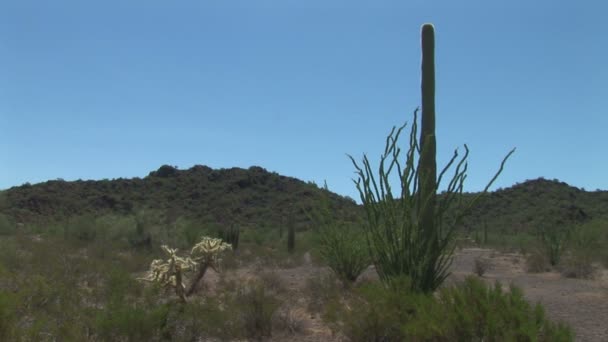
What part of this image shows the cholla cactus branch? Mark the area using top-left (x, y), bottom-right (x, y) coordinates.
top-left (138, 245), bottom-right (195, 302)
top-left (187, 237), bottom-right (232, 296)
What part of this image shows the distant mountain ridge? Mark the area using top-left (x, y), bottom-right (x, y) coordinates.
top-left (459, 177), bottom-right (608, 235)
top-left (0, 165), bottom-right (360, 227)
top-left (1, 166), bottom-right (607, 234)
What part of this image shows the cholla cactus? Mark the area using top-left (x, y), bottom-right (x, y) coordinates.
top-left (139, 237), bottom-right (232, 299)
top-left (139, 245), bottom-right (195, 302)
top-left (187, 237), bottom-right (232, 296)
top-left (190, 236), bottom-right (232, 269)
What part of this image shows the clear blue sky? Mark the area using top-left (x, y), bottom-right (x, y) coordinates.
top-left (1, 1), bottom-right (607, 201)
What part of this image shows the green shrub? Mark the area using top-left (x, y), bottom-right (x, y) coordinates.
top-left (0, 214), bottom-right (15, 236)
top-left (537, 225), bottom-right (571, 266)
top-left (568, 219), bottom-right (608, 268)
top-left (95, 301), bottom-right (170, 341)
top-left (308, 182), bottom-right (369, 285)
top-left (305, 272), bottom-right (342, 314)
top-left (235, 280), bottom-right (281, 340)
top-left (473, 256), bottom-right (489, 277)
top-left (317, 223), bottom-right (369, 285)
top-left (436, 277), bottom-right (573, 341)
top-left (63, 215), bottom-right (99, 242)
top-left (323, 275), bottom-right (423, 341)
top-left (324, 276), bottom-right (573, 341)
top-left (560, 253), bottom-right (594, 279)
top-left (166, 297), bottom-right (237, 341)
top-left (0, 291), bottom-right (18, 340)
top-left (526, 247), bottom-right (552, 273)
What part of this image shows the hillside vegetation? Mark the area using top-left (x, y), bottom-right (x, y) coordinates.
top-left (1, 165), bottom-right (606, 238)
top-left (0, 164), bottom-right (360, 228)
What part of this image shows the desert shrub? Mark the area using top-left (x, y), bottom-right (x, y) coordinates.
top-left (63, 214), bottom-right (100, 242)
top-left (568, 219), bottom-right (608, 267)
top-left (258, 269), bottom-right (286, 294)
top-left (560, 253), bottom-right (594, 279)
top-left (0, 291), bottom-right (18, 340)
top-left (305, 272), bottom-right (342, 314)
top-left (473, 256), bottom-right (489, 277)
top-left (317, 222), bottom-right (369, 286)
top-left (176, 219), bottom-right (216, 248)
top-left (307, 182), bottom-right (369, 285)
top-left (323, 275), bottom-right (423, 341)
top-left (436, 277), bottom-right (573, 341)
top-left (0, 238), bottom-right (21, 273)
top-left (95, 301), bottom-right (170, 341)
top-left (0, 214), bottom-right (15, 236)
top-left (166, 296), bottom-right (237, 341)
top-left (537, 225), bottom-right (571, 266)
top-left (526, 247), bottom-right (552, 273)
top-left (273, 302), bottom-right (306, 335)
top-left (235, 280), bottom-right (281, 340)
top-left (324, 276), bottom-right (573, 341)
top-left (128, 212), bottom-right (152, 249)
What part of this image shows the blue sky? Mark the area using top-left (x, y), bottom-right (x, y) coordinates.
top-left (1, 1), bottom-right (607, 200)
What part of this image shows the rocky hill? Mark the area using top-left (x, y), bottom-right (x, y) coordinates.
top-left (1, 166), bottom-right (606, 235)
top-left (459, 177), bottom-right (608, 234)
top-left (0, 165), bottom-right (360, 228)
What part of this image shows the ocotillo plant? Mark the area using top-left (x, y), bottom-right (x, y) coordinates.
top-left (349, 23), bottom-right (515, 293)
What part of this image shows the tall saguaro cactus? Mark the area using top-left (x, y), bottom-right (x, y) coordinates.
top-left (419, 23), bottom-right (438, 251)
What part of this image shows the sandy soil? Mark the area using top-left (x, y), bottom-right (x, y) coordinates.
top-left (200, 248), bottom-right (608, 342)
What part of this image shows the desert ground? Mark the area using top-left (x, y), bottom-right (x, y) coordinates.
top-left (199, 248), bottom-right (608, 342)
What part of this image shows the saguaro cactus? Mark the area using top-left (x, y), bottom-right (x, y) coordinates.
top-left (220, 224), bottom-right (240, 251)
top-left (287, 218), bottom-right (295, 254)
top-left (419, 23), bottom-right (438, 247)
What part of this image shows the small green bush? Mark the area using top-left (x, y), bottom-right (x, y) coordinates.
top-left (63, 215), bottom-right (99, 242)
top-left (235, 280), bottom-right (281, 340)
top-left (436, 277), bottom-right (573, 341)
top-left (316, 223), bottom-right (369, 286)
top-left (526, 247), bottom-right (552, 273)
top-left (0, 214), bottom-right (15, 236)
top-left (305, 272), bottom-right (342, 315)
top-left (560, 253), bottom-right (594, 279)
top-left (0, 290), bottom-right (18, 340)
top-left (323, 276), bottom-right (573, 341)
top-left (473, 256), bottom-right (489, 277)
top-left (95, 301), bottom-right (170, 341)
